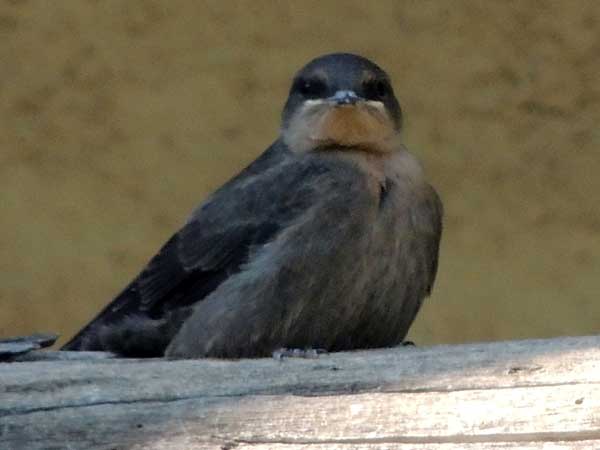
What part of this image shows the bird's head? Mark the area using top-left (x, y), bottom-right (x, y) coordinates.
top-left (281, 53), bottom-right (402, 154)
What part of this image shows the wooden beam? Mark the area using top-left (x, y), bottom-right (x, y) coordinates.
top-left (1, 335), bottom-right (599, 449)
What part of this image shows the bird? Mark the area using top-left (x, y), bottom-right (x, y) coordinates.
top-left (62, 53), bottom-right (443, 359)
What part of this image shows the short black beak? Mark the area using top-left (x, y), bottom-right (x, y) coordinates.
top-left (331, 90), bottom-right (360, 106)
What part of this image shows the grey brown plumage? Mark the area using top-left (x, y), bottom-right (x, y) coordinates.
top-left (63, 53), bottom-right (443, 358)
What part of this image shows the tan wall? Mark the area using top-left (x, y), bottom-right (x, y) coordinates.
top-left (1, 1), bottom-right (599, 347)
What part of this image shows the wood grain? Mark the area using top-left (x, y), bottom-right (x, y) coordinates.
top-left (1, 335), bottom-right (599, 449)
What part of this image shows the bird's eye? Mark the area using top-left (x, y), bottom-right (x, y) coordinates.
top-left (364, 79), bottom-right (389, 100)
top-left (297, 78), bottom-right (327, 98)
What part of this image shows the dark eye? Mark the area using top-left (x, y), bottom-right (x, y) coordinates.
top-left (364, 79), bottom-right (389, 100)
top-left (296, 78), bottom-right (327, 98)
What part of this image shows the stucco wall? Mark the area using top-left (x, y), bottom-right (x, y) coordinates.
top-left (1, 1), bottom-right (598, 346)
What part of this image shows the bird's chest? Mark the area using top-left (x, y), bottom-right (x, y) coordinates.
top-left (372, 178), bottom-right (424, 259)
top-left (365, 151), bottom-right (432, 289)
top-left (328, 148), bottom-right (431, 274)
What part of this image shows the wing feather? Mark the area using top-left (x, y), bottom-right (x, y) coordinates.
top-left (62, 142), bottom-right (333, 354)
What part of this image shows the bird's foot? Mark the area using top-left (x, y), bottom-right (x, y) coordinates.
top-left (272, 347), bottom-right (328, 360)
top-left (401, 340), bottom-right (416, 347)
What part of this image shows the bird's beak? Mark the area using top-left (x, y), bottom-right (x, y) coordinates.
top-left (329, 90), bottom-right (361, 106)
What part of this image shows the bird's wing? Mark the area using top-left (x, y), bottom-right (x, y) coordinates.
top-left (421, 184), bottom-right (443, 296)
top-left (62, 142), bottom-right (335, 352)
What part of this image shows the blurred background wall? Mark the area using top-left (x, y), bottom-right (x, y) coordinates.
top-left (1, 1), bottom-right (598, 347)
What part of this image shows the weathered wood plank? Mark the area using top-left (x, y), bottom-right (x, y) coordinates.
top-left (1, 335), bottom-right (599, 449)
top-left (128, 441), bottom-right (600, 450)
top-left (220, 443), bottom-right (600, 450)
top-left (0, 333), bottom-right (57, 361)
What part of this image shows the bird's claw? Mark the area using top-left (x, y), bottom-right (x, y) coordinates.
top-left (272, 347), bottom-right (328, 360)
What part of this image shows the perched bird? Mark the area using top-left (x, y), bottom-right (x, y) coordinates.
top-left (63, 53), bottom-right (443, 359)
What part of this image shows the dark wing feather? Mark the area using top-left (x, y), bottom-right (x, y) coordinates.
top-left (138, 221), bottom-right (282, 315)
top-left (62, 141), bottom-right (327, 355)
top-left (62, 142), bottom-right (289, 353)
top-left (422, 184), bottom-right (443, 295)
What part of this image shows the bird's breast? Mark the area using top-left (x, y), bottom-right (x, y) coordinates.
top-left (326, 146), bottom-right (426, 203)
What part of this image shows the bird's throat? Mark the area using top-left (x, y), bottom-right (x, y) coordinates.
top-left (283, 102), bottom-right (398, 154)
